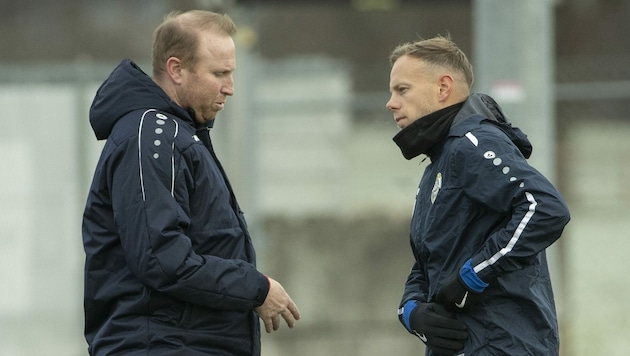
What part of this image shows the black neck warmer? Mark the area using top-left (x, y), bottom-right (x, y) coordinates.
top-left (393, 102), bottom-right (465, 160)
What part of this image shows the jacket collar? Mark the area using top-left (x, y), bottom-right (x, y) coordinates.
top-left (392, 102), bottom-right (464, 160)
top-left (449, 93), bottom-right (533, 158)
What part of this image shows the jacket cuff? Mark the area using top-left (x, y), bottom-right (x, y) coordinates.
top-left (254, 274), bottom-right (271, 307)
top-left (459, 259), bottom-right (489, 293)
top-left (397, 300), bottom-right (418, 332)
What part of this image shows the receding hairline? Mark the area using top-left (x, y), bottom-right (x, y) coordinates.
top-left (389, 35), bottom-right (454, 64)
top-left (389, 35), bottom-right (474, 88)
top-left (151, 10), bottom-right (236, 77)
top-left (393, 54), bottom-right (463, 81)
top-left (166, 10), bottom-right (236, 36)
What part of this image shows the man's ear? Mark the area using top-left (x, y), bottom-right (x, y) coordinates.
top-left (438, 74), bottom-right (454, 102)
top-left (165, 57), bottom-right (183, 85)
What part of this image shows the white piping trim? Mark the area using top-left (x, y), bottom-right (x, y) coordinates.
top-left (138, 110), bottom-right (179, 200)
top-left (473, 191), bottom-right (538, 273)
top-left (138, 109), bottom-right (157, 201)
top-left (170, 120), bottom-right (179, 197)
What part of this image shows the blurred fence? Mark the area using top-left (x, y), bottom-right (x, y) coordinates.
top-left (0, 68), bottom-right (101, 355)
top-left (1, 53), bottom-right (630, 355)
top-left (0, 57), bottom-right (418, 355)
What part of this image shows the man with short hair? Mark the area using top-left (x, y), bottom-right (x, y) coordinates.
top-left (82, 10), bottom-right (299, 355)
top-left (387, 35), bottom-right (570, 355)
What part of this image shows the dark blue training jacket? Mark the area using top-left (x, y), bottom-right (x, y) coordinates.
top-left (399, 94), bottom-right (570, 355)
top-left (82, 59), bottom-right (269, 355)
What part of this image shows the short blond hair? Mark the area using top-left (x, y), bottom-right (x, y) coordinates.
top-left (390, 35), bottom-right (474, 89)
top-left (152, 10), bottom-right (236, 77)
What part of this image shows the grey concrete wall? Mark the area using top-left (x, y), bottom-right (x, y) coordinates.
top-left (562, 119), bottom-right (630, 356)
top-left (1, 64), bottom-right (629, 356)
top-left (0, 85), bottom-right (88, 355)
top-left (259, 215), bottom-right (422, 356)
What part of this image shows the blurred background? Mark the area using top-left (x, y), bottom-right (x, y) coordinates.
top-left (0, 0), bottom-right (629, 355)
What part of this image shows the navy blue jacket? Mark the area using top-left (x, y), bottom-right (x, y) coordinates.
top-left (399, 94), bottom-right (570, 355)
top-left (82, 59), bottom-right (269, 355)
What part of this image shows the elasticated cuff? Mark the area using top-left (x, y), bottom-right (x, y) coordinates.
top-left (399, 300), bottom-right (418, 332)
top-left (460, 259), bottom-right (489, 293)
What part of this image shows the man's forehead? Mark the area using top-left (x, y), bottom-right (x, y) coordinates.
top-left (393, 56), bottom-right (429, 72)
top-left (390, 57), bottom-right (426, 83)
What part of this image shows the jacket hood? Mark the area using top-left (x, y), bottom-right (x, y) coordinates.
top-left (89, 59), bottom-right (193, 140)
top-left (453, 93), bottom-right (533, 158)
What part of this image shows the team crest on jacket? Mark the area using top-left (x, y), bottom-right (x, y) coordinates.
top-left (431, 172), bottom-right (442, 204)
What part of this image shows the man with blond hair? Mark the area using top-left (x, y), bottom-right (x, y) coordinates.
top-left (387, 35), bottom-right (570, 355)
top-left (83, 10), bottom-right (299, 355)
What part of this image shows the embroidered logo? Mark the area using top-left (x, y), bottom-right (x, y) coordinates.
top-left (431, 172), bottom-right (442, 204)
top-left (455, 291), bottom-right (469, 309)
top-left (418, 333), bottom-right (428, 343)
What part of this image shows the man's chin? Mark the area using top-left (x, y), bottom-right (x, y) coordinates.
top-left (397, 122), bottom-right (409, 130)
top-left (199, 112), bottom-right (218, 124)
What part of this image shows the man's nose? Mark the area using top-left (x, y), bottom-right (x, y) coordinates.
top-left (222, 77), bottom-right (234, 96)
top-left (386, 96), bottom-right (397, 111)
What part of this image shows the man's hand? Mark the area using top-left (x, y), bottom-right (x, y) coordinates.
top-left (436, 272), bottom-right (481, 312)
top-left (409, 302), bottom-right (468, 355)
top-left (437, 260), bottom-right (488, 312)
top-left (255, 277), bottom-right (301, 333)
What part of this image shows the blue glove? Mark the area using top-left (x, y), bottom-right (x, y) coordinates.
top-left (437, 259), bottom-right (488, 312)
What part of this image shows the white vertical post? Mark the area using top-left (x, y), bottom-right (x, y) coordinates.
top-left (472, 1), bottom-right (567, 354)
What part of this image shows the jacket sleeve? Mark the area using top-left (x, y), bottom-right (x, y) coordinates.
top-left (400, 241), bottom-right (430, 306)
top-left (108, 111), bottom-right (268, 310)
top-left (451, 127), bottom-right (570, 283)
top-left (398, 242), bottom-right (429, 332)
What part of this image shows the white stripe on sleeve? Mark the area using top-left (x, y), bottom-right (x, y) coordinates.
top-left (473, 191), bottom-right (538, 273)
